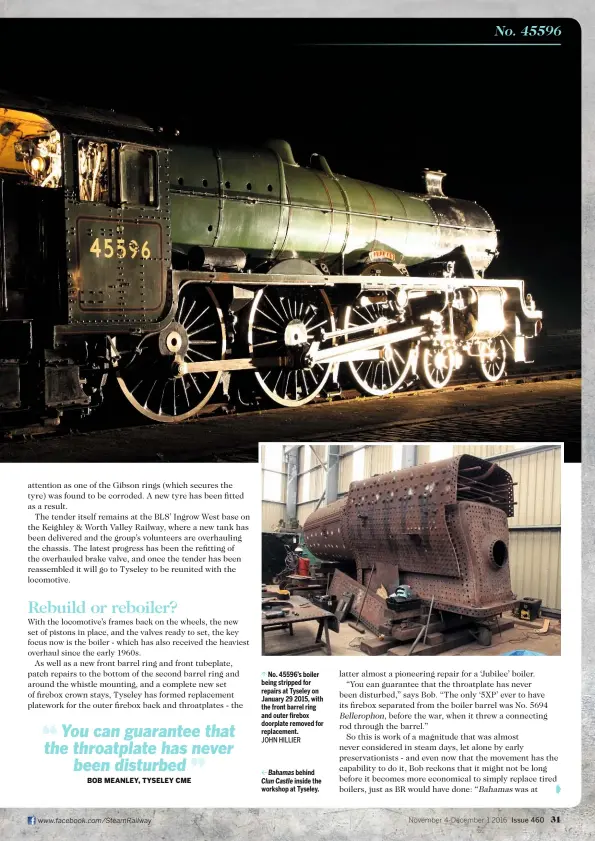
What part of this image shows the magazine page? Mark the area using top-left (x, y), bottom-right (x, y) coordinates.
top-left (0, 8), bottom-right (589, 841)
top-left (0, 442), bottom-right (578, 812)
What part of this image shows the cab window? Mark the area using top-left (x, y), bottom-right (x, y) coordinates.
top-left (78, 140), bottom-right (109, 202)
top-left (119, 146), bottom-right (157, 207)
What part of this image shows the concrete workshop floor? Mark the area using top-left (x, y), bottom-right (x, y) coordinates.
top-left (263, 612), bottom-right (561, 657)
top-left (1, 376), bottom-right (580, 463)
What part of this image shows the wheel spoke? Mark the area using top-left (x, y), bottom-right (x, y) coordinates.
top-left (255, 306), bottom-right (282, 328)
top-left (114, 286), bottom-right (225, 422)
top-left (250, 287), bottom-right (333, 406)
top-left (180, 298), bottom-right (196, 327)
top-left (421, 346), bottom-right (454, 389)
top-left (130, 378), bottom-right (144, 395)
top-left (272, 370), bottom-right (283, 393)
top-left (143, 380), bottom-right (158, 410)
top-left (305, 319), bottom-right (327, 332)
top-left (181, 377), bottom-right (191, 408)
top-left (478, 338), bottom-right (506, 382)
top-left (187, 348), bottom-right (213, 361)
top-left (262, 294), bottom-right (286, 325)
top-left (277, 296), bottom-right (292, 322)
top-left (171, 379), bottom-right (177, 416)
top-left (353, 307), bottom-right (374, 325)
top-left (184, 305), bottom-right (209, 333)
top-left (301, 370), bottom-right (308, 394)
top-left (158, 381), bottom-right (168, 415)
top-left (187, 323), bottom-right (215, 337)
top-left (345, 293), bottom-right (411, 395)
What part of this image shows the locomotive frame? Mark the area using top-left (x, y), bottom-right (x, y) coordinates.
top-left (0, 92), bottom-right (543, 424)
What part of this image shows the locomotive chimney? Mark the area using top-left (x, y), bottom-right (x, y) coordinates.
top-left (423, 168), bottom-right (447, 197)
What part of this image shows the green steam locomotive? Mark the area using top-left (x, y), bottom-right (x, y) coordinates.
top-left (0, 92), bottom-right (542, 423)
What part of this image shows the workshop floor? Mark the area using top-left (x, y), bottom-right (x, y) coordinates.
top-left (262, 613), bottom-right (561, 657)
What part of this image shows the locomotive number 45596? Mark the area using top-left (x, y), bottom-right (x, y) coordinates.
top-left (89, 238), bottom-right (151, 259)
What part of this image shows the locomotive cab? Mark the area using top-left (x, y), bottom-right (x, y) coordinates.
top-left (0, 108), bottom-right (62, 186)
top-left (0, 109), bottom-right (67, 412)
top-left (0, 97), bottom-right (173, 418)
top-left (0, 109), bottom-right (64, 322)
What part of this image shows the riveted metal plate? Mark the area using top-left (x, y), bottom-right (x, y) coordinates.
top-left (301, 498), bottom-right (353, 561)
top-left (328, 569), bottom-right (388, 633)
top-left (304, 455), bottom-right (517, 619)
top-left (344, 457), bottom-right (462, 578)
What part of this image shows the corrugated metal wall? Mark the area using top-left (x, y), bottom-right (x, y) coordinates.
top-left (261, 443), bottom-right (287, 532)
top-left (297, 500), bottom-right (320, 526)
top-left (297, 446), bottom-right (326, 504)
top-left (296, 445), bottom-right (328, 526)
top-left (338, 445), bottom-right (399, 494)
top-left (508, 530), bottom-right (561, 613)
top-left (310, 445), bottom-right (327, 502)
top-left (297, 446), bottom-right (309, 504)
top-left (452, 444), bottom-right (519, 460)
top-left (338, 446), bottom-right (356, 494)
top-left (296, 444), bottom-right (400, 519)
top-left (454, 445), bottom-right (562, 610)
top-left (262, 501), bottom-right (287, 532)
top-left (365, 445), bottom-right (395, 479)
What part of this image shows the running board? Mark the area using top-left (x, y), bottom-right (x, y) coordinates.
top-left (174, 268), bottom-right (540, 305)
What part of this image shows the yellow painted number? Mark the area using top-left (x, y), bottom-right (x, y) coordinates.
top-left (88, 237), bottom-right (152, 259)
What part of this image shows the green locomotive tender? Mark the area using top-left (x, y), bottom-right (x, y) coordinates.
top-left (0, 93), bottom-right (542, 422)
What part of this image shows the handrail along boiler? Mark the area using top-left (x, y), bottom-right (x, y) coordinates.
top-left (0, 93), bottom-right (543, 422)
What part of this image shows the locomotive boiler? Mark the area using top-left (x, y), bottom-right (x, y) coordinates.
top-left (302, 455), bottom-right (517, 622)
top-left (0, 92), bottom-right (543, 424)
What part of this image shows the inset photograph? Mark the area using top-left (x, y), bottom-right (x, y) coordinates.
top-left (261, 442), bottom-right (561, 656)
